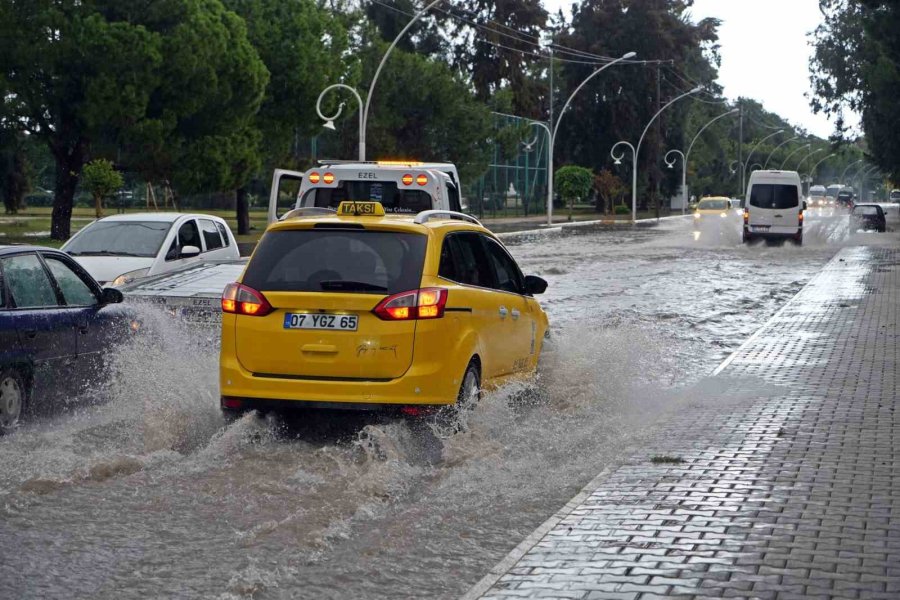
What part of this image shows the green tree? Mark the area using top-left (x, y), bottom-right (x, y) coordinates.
top-left (222, 0), bottom-right (351, 234)
top-left (555, 165), bottom-right (594, 220)
top-left (0, 0), bottom-right (267, 240)
top-left (811, 0), bottom-right (900, 179)
top-left (82, 159), bottom-right (124, 218)
top-left (594, 168), bottom-right (625, 214)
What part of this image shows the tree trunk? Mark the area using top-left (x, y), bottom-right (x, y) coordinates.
top-left (50, 141), bottom-right (85, 241)
top-left (236, 187), bottom-right (250, 235)
top-left (94, 193), bottom-right (103, 219)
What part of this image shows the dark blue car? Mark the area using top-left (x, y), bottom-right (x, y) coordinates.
top-left (0, 245), bottom-right (131, 432)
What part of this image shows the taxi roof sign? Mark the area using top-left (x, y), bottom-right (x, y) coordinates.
top-left (336, 201), bottom-right (386, 217)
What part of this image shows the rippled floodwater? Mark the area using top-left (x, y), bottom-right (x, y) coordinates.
top-left (0, 210), bottom-right (887, 599)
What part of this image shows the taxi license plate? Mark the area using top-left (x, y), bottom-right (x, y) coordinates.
top-left (283, 313), bottom-right (358, 331)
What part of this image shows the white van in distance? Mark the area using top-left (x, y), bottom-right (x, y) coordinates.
top-left (743, 170), bottom-right (805, 245)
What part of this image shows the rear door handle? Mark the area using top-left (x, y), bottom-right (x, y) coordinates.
top-left (498, 306), bottom-right (508, 318)
top-left (511, 308), bottom-right (521, 320)
top-left (23, 329), bottom-right (37, 339)
top-left (79, 326), bottom-right (89, 335)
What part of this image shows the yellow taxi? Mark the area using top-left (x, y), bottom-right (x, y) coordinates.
top-left (693, 196), bottom-right (737, 228)
top-left (219, 202), bottom-right (550, 418)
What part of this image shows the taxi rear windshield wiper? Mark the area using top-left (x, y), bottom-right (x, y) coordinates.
top-left (318, 280), bottom-right (388, 292)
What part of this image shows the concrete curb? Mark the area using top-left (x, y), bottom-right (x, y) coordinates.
top-left (495, 214), bottom-right (690, 241)
top-left (459, 468), bottom-right (615, 600)
top-left (460, 245), bottom-right (847, 600)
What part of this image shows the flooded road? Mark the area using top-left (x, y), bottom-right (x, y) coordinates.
top-left (0, 209), bottom-right (892, 599)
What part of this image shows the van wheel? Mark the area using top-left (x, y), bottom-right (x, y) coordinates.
top-left (794, 233), bottom-right (803, 246)
top-left (0, 369), bottom-right (27, 433)
top-left (742, 232), bottom-right (752, 244)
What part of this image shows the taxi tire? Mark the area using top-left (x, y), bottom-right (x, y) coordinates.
top-left (457, 360), bottom-right (482, 411)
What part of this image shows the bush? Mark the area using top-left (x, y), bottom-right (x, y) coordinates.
top-left (614, 204), bottom-right (630, 215)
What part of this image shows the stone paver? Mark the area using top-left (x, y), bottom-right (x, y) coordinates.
top-left (465, 246), bottom-right (900, 599)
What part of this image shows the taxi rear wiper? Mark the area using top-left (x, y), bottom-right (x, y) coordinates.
top-left (319, 280), bottom-right (387, 292)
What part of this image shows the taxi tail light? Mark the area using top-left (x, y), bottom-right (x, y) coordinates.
top-left (416, 174), bottom-right (428, 186)
top-left (221, 396), bottom-right (244, 410)
top-left (373, 288), bottom-right (448, 321)
top-left (222, 282), bottom-right (273, 317)
top-left (308, 172), bottom-right (320, 184)
top-left (401, 173), bottom-right (414, 186)
top-left (323, 172), bottom-right (335, 184)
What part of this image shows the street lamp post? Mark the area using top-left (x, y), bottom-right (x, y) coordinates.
top-left (613, 85), bottom-right (704, 223)
top-left (840, 159), bottom-right (865, 184)
top-left (664, 149), bottom-right (686, 215)
top-left (743, 129), bottom-right (784, 177)
top-left (780, 144), bottom-right (811, 170)
top-left (763, 136), bottom-right (800, 169)
top-left (358, 0), bottom-right (445, 161)
top-left (807, 153), bottom-right (836, 184)
top-left (316, 84), bottom-right (365, 161)
top-left (796, 148), bottom-right (824, 177)
top-left (665, 108), bottom-right (739, 215)
top-left (523, 121), bottom-right (551, 219)
top-left (545, 52), bottom-right (637, 225)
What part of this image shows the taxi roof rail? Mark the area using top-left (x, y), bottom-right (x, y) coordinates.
top-left (279, 207), bottom-right (336, 221)
top-left (413, 210), bottom-right (482, 226)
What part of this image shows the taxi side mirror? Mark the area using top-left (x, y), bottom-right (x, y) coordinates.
top-left (524, 275), bottom-right (548, 295)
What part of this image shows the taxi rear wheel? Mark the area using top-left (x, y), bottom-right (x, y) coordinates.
top-left (457, 360), bottom-right (481, 410)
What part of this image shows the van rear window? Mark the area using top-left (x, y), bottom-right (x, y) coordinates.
top-left (749, 184), bottom-right (799, 209)
top-left (243, 230), bottom-right (426, 294)
top-left (304, 182), bottom-right (433, 214)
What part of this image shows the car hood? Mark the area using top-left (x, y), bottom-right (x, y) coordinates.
top-left (70, 256), bottom-right (155, 284)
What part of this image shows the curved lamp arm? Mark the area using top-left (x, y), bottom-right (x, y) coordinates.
top-left (764, 136), bottom-right (800, 169)
top-left (611, 141), bottom-right (635, 165)
top-left (664, 149), bottom-right (684, 168)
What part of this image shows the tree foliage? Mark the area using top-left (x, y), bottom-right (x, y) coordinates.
top-left (0, 0), bottom-right (268, 239)
top-left (556, 164), bottom-right (594, 219)
top-left (594, 168), bottom-right (626, 213)
top-left (811, 0), bottom-right (900, 179)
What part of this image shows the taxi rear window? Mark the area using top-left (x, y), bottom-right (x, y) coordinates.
top-left (243, 230), bottom-right (427, 294)
top-left (305, 182), bottom-right (432, 214)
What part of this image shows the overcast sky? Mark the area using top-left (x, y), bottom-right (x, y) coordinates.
top-left (543, 0), bottom-right (857, 138)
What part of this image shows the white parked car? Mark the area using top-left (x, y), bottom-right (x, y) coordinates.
top-left (62, 213), bottom-right (240, 285)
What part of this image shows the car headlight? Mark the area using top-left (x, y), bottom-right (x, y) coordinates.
top-left (694, 213), bottom-right (701, 219)
top-left (112, 268), bottom-right (151, 287)
top-left (720, 212), bottom-right (727, 218)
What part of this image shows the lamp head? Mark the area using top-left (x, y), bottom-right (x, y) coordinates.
top-left (322, 120), bottom-right (336, 131)
top-left (614, 159), bottom-right (622, 166)
top-left (622, 51), bottom-right (637, 60)
top-left (691, 85), bottom-right (704, 93)
top-left (667, 163), bottom-right (674, 169)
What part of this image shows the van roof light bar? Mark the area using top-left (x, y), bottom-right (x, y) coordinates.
top-left (413, 210), bottom-right (482, 226)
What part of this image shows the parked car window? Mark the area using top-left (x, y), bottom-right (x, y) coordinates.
top-left (166, 220), bottom-right (201, 261)
top-left (749, 184), bottom-right (799, 209)
top-left (445, 233), bottom-right (495, 288)
top-left (216, 222), bottom-right (231, 247)
top-left (200, 219), bottom-right (224, 251)
top-left (853, 205), bottom-right (882, 216)
top-left (243, 230), bottom-right (426, 294)
top-left (44, 257), bottom-right (98, 306)
top-left (65, 221), bottom-right (171, 257)
top-left (2, 254), bottom-right (59, 308)
top-left (483, 238), bottom-right (524, 294)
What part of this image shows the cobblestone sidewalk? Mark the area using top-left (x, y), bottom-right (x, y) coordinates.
top-left (465, 246), bottom-right (900, 600)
